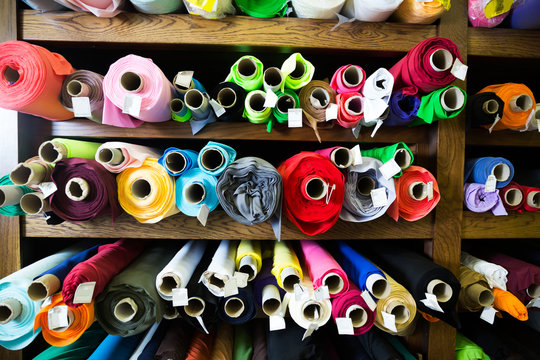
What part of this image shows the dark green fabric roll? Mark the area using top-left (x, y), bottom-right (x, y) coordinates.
top-left (233, 324), bottom-right (253, 360)
top-left (0, 174), bottom-right (33, 216)
top-left (361, 142), bottom-right (414, 177)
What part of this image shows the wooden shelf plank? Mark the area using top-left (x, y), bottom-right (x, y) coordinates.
top-left (468, 27), bottom-right (540, 59)
top-left (23, 212), bottom-right (433, 240)
top-left (20, 10), bottom-right (436, 53)
top-left (462, 211), bottom-right (540, 239)
top-left (466, 128), bottom-right (540, 147)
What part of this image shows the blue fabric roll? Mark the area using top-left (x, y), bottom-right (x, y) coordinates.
top-left (510, 0), bottom-right (540, 29)
top-left (34, 245), bottom-right (100, 284)
top-left (88, 333), bottom-right (145, 360)
top-left (138, 321), bottom-right (169, 360)
top-left (464, 157), bottom-right (514, 189)
top-left (175, 168), bottom-right (219, 217)
top-left (175, 78), bottom-right (207, 99)
top-left (158, 147), bottom-right (199, 177)
top-left (197, 141), bottom-right (237, 177)
top-left (385, 91), bottom-right (421, 127)
top-left (337, 241), bottom-right (385, 292)
top-left (217, 284), bottom-right (257, 325)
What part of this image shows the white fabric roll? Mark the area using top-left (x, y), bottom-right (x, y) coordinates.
top-left (288, 273), bottom-right (332, 330)
top-left (362, 68), bottom-right (394, 125)
top-left (292, 0), bottom-right (345, 19)
top-left (342, 0), bottom-right (404, 22)
top-left (183, 0), bottom-right (235, 19)
top-left (201, 240), bottom-right (237, 297)
top-left (461, 251), bottom-right (508, 290)
top-left (156, 240), bottom-right (208, 301)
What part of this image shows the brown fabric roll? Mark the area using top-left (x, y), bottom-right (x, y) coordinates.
top-left (298, 80), bottom-right (336, 143)
top-left (458, 265), bottom-right (494, 312)
top-left (252, 320), bottom-right (268, 360)
top-left (210, 323), bottom-right (234, 360)
top-left (155, 318), bottom-right (194, 360)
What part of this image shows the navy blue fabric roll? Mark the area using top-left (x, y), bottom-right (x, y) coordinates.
top-left (218, 283), bottom-right (257, 325)
top-left (336, 241), bottom-right (386, 293)
top-left (139, 320), bottom-right (169, 360)
top-left (464, 157), bottom-right (514, 189)
top-left (88, 332), bottom-right (145, 360)
top-left (253, 259), bottom-right (285, 309)
top-left (34, 245), bottom-right (99, 283)
top-left (385, 91), bottom-right (421, 126)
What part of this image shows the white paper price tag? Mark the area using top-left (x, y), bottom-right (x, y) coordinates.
top-left (379, 159), bottom-right (401, 180)
top-left (421, 293), bottom-right (444, 313)
top-left (427, 181), bottom-right (434, 200)
top-left (537, 119), bottom-right (540, 132)
top-left (336, 317), bottom-right (355, 335)
top-left (172, 288), bottom-right (188, 307)
top-left (302, 322), bottom-right (318, 340)
top-left (361, 291), bottom-right (377, 311)
top-left (269, 315), bottom-right (286, 331)
top-left (264, 90), bottom-right (278, 108)
top-left (451, 58), bottom-right (468, 81)
top-left (526, 297), bottom-right (540, 309)
top-left (234, 271), bottom-right (249, 288)
top-left (485, 175), bottom-right (497, 193)
top-left (41, 296), bottom-right (53, 309)
top-left (282, 56), bottom-right (297, 75)
top-left (197, 204), bottom-right (210, 226)
top-left (294, 283), bottom-right (309, 301)
top-left (39, 182), bottom-right (57, 198)
top-left (48, 305), bottom-right (69, 330)
top-left (175, 71), bottom-right (194, 88)
top-left (73, 281), bottom-right (96, 304)
top-left (224, 278), bottom-right (239, 297)
top-left (371, 187), bottom-right (388, 208)
top-left (382, 311), bottom-right (398, 332)
top-left (72, 97), bottom-right (92, 118)
top-left (370, 119), bottom-right (384, 138)
top-left (288, 108), bottom-right (303, 128)
top-left (350, 145), bottom-right (362, 165)
top-left (122, 94), bottom-right (142, 117)
top-left (314, 286), bottom-right (330, 301)
top-left (196, 315), bottom-right (209, 334)
top-left (209, 99), bottom-right (226, 117)
top-left (352, 123), bottom-right (362, 139)
top-left (489, 114), bottom-right (501, 133)
top-left (325, 103), bottom-right (338, 121)
top-left (480, 306), bottom-right (497, 324)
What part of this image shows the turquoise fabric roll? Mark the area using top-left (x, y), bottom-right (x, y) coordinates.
top-left (175, 168), bottom-right (219, 217)
top-left (197, 141), bottom-right (237, 177)
top-left (87, 332), bottom-right (145, 360)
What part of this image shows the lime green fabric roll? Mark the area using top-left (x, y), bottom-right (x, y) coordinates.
top-left (243, 90), bottom-right (273, 125)
top-left (281, 53), bottom-right (315, 91)
top-left (171, 99), bottom-right (192, 122)
top-left (49, 138), bottom-right (102, 159)
top-left (233, 324), bottom-right (253, 360)
top-left (225, 56), bottom-right (264, 92)
top-left (235, 0), bottom-right (288, 18)
top-left (0, 175), bottom-right (33, 216)
top-left (361, 142), bottom-right (414, 177)
top-left (455, 332), bottom-right (490, 360)
top-left (409, 86), bottom-right (467, 127)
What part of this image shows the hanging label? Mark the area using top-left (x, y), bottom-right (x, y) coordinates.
top-left (122, 94), bottom-right (142, 117)
top-left (370, 119), bottom-right (384, 138)
top-left (281, 55), bottom-right (297, 76)
top-left (302, 322), bottom-right (318, 340)
top-left (331, 13), bottom-right (355, 32)
top-left (488, 114), bottom-right (501, 133)
top-left (480, 305), bottom-right (497, 324)
top-left (41, 296), bottom-right (53, 309)
top-left (314, 285), bottom-right (330, 301)
top-left (224, 277), bottom-right (239, 297)
top-left (72, 97), bottom-right (92, 118)
top-left (484, 175), bottom-right (497, 193)
top-left (38, 182), bottom-right (57, 198)
top-left (336, 317), bottom-right (355, 335)
top-left (427, 181), bottom-right (434, 200)
top-left (288, 108), bottom-right (303, 128)
top-left (269, 315), bottom-right (286, 331)
top-left (450, 59), bottom-right (468, 81)
top-left (382, 311), bottom-right (398, 332)
top-left (526, 297), bottom-right (540, 309)
top-left (209, 99), bottom-right (226, 117)
top-left (294, 283), bottom-right (309, 301)
top-left (264, 90), bottom-right (278, 108)
top-left (325, 103), bottom-right (338, 121)
top-left (196, 315), bottom-right (209, 334)
top-left (361, 291), bottom-right (377, 311)
top-left (233, 271), bottom-right (249, 288)
top-left (48, 305), bottom-right (69, 330)
top-left (421, 293), bottom-right (444, 313)
top-left (175, 71), bottom-right (194, 88)
top-left (350, 145), bottom-right (362, 165)
top-left (371, 187), bottom-right (388, 208)
top-left (197, 204), bottom-right (210, 226)
top-left (536, 119), bottom-right (540, 132)
top-left (379, 159), bottom-right (401, 180)
top-left (172, 288), bottom-right (189, 307)
top-left (352, 123), bottom-right (361, 139)
top-left (73, 281), bottom-right (96, 304)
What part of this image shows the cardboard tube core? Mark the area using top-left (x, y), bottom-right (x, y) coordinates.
top-left (163, 304), bottom-right (179, 320)
top-left (430, 49), bottom-right (453, 72)
top-left (185, 89), bottom-right (204, 110)
top-left (441, 87), bottom-right (465, 112)
top-left (50, 309), bottom-right (75, 333)
top-left (409, 181), bottom-right (428, 201)
top-left (0, 298), bottom-right (22, 324)
top-left (345, 96), bottom-right (363, 115)
top-left (65, 177), bottom-right (89, 201)
top-left (39, 141), bottom-right (67, 164)
top-left (394, 149), bottom-right (412, 169)
top-left (249, 92), bottom-right (266, 112)
top-left (509, 94), bottom-right (533, 112)
top-left (164, 151), bottom-right (187, 174)
top-left (427, 279), bottom-right (453, 303)
top-left (120, 71), bottom-right (143, 92)
top-left (527, 191), bottom-right (540, 209)
top-left (322, 273), bottom-right (344, 295)
top-left (482, 99), bottom-right (499, 114)
top-left (357, 176), bottom-right (376, 196)
top-left (304, 177), bottom-right (328, 200)
top-left (114, 298), bottom-right (138, 323)
top-left (217, 87), bottom-right (237, 108)
top-left (310, 88), bottom-right (330, 109)
top-left (346, 305), bottom-right (367, 327)
top-left (185, 297), bottom-right (205, 317)
top-left (66, 80), bottom-right (90, 97)
top-left (238, 58), bottom-right (257, 79)
top-left (281, 267), bottom-right (301, 292)
top-left (290, 60), bottom-right (306, 79)
top-left (209, 274), bottom-right (225, 289)
top-left (4, 66), bottom-right (20, 83)
top-left (184, 182), bottom-right (206, 205)
top-left (28, 274), bottom-right (60, 301)
top-left (504, 188), bottom-right (523, 206)
top-left (386, 301), bottom-right (410, 324)
top-left (527, 284), bottom-right (540, 298)
top-left (0, 185), bottom-right (24, 207)
top-left (330, 147), bottom-right (352, 168)
top-left (201, 148), bottom-right (224, 172)
top-left (366, 274), bottom-right (391, 299)
top-left (159, 273), bottom-right (181, 295)
top-left (466, 284), bottom-right (494, 307)
top-left (343, 66), bottom-right (364, 88)
top-left (264, 67), bottom-right (283, 89)
top-left (131, 179), bottom-right (152, 200)
top-left (277, 94), bottom-right (296, 114)
top-left (98, 148), bottom-right (124, 166)
top-left (262, 285), bottom-right (281, 316)
top-left (492, 163), bottom-right (511, 182)
top-left (224, 297), bottom-right (245, 318)
top-left (303, 302), bottom-right (321, 322)
top-left (169, 98), bottom-right (185, 113)
top-left (10, 162), bottom-right (47, 186)
top-left (239, 256), bottom-right (257, 281)
top-left (20, 192), bottom-right (50, 215)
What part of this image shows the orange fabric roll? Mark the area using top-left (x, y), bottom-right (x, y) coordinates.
top-left (185, 329), bottom-right (215, 360)
top-left (33, 293), bottom-right (95, 347)
top-left (210, 323), bottom-right (233, 360)
top-left (478, 83), bottom-right (536, 131)
top-left (492, 288), bottom-right (528, 321)
top-left (392, 0), bottom-right (446, 24)
top-left (0, 41), bottom-right (75, 120)
top-left (419, 310), bottom-right (440, 323)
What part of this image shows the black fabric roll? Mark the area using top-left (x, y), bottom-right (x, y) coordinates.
top-left (467, 92), bottom-right (504, 129)
top-left (356, 328), bottom-right (404, 360)
top-left (139, 320), bottom-right (169, 360)
top-left (155, 318), bottom-right (194, 360)
top-left (210, 81), bottom-right (247, 122)
top-left (329, 324), bottom-right (371, 360)
top-left (527, 308), bottom-right (540, 333)
top-left (44, 211), bottom-right (65, 225)
top-left (217, 283), bottom-right (257, 325)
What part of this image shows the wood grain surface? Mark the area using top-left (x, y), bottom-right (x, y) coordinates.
top-left (466, 128), bottom-right (540, 147)
top-left (462, 211), bottom-right (540, 239)
top-left (469, 27), bottom-right (540, 59)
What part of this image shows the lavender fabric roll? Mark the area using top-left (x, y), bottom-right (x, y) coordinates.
top-left (463, 183), bottom-right (507, 216)
top-left (385, 91), bottom-right (421, 126)
top-left (510, 0), bottom-right (540, 29)
top-left (60, 70), bottom-right (105, 124)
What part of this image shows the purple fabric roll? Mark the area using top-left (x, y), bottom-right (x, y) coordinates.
top-left (510, 0), bottom-right (540, 29)
top-left (385, 91), bottom-right (420, 126)
top-left (253, 259), bottom-right (285, 309)
top-left (463, 183), bottom-right (507, 216)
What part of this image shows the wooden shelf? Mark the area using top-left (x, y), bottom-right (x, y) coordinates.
top-left (19, 10), bottom-right (436, 53)
top-left (23, 212), bottom-right (433, 240)
top-left (466, 128), bottom-right (540, 147)
top-left (462, 211), bottom-right (540, 239)
top-left (468, 27), bottom-right (540, 59)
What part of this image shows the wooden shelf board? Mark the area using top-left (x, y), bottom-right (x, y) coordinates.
top-left (462, 211), bottom-right (540, 239)
top-left (466, 128), bottom-right (540, 147)
top-left (23, 212), bottom-right (433, 240)
top-left (468, 27), bottom-right (540, 59)
top-left (20, 10), bottom-right (436, 53)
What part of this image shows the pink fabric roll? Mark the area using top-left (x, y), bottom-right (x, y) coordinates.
top-left (95, 142), bottom-right (161, 173)
top-left (331, 282), bottom-right (375, 335)
top-left (468, 0), bottom-right (509, 28)
top-left (63, 0), bottom-right (126, 17)
top-left (300, 240), bottom-right (349, 298)
top-left (102, 54), bottom-right (174, 128)
top-left (330, 65), bottom-right (366, 94)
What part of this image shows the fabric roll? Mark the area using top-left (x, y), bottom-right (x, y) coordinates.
top-left (129, 0), bottom-right (182, 13)
top-left (96, 142), bottom-right (161, 174)
top-left (361, 142), bottom-right (414, 177)
top-left (173, 77), bottom-right (206, 100)
top-left (60, 70), bottom-right (104, 123)
top-left (456, 332), bottom-right (490, 360)
top-left (342, 0), bottom-right (403, 22)
top-left (389, 37), bottom-right (462, 95)
top-left (521, 185), bottom-right (540, 212)
top-left (387, 165), bottom-right (440, 221)
top-left (410, 86), bottom-right (467, 126)
top-left (235, 240), bottom-right (262, 281)
top-left (235, 0), bottom-right (288, 17)
top-left (218, 283), bottom-right (257, 325)
top-left (468, 0), bottom-right (509, 28)
top-left (154, 318), bottom-right (194, 360)
top-left (49, 158), bottom-right (121, 223)
top-left (271, 241), bottom-right (303, 292)
top-left (185, 328), bottom-right (215, 360)
top-left (210, 322), bottom-right (234, 360)
top-left (300, 240), bottom-right (349, 297)
top-left (281, 53), bottom-right (315, 91)
top-left (464, 157), bottom-right (514, 189)
top-left (0, 40), bottom-right (75, 120)
top-left (158, 147), bottom-right (198, 177)
top-left (62, 0), bottom-right (125, 17)
top-left (331, 282), bottom-right (375, 335)
top-left (385, 91), bottom-right (421, 127)
top-left (88, 333), bottom-right (145, 360)
top-left (392, 0), bottom-right (446, 24)
top-left (62, 239), bottom-right (146, 308)
top-left (288, 272), bottom-right (332, 330)
top-left (225, 56), bottom-right (264, 92)
top-left (271, 89), bottom-right (300, 126)
top-left (210, 82), bottom-right (247, 122)
top-left (298, 81), bottom-right (337, 142)
top-left (0, 243), bottom-right (91, 350)
top-left (251, 320), bottom-right (267, 360)
top-left (492, 288), bottom-right (528, 321)
top-left (457, 265), bottom-right (493, 312)
top-left (254, 259), bottom-right (286, 315)
top-left (359, 68), bottom-right (394, 126)
top-left (330, 65), bottom-right (366, 94)
top-left (291, 0), bottom-right (345, 19)
top-left (356, 328), bottom-right (404, 360)
top-left (183, 0), bottom-right (236, 19)
top-left (478, 83), bottom-right (536, 131)
top-left (184, 88), bottom-right (217, 135)
top-left (175, 168), bottom-right (219, 217)
top-left (0, 175), bottom-right (32, 217)
top-left (155, 240), bottom-right (207, 301)
top-left (463, 183), bottom-right (507, 216)
top-left (500, 181), bottom-right (525, 212)
top-left (243, 90), bottom-right (272, 125)
top-left (202, 240), bottom-right (237, 297)
top-left (313, 146), bottom-right (354, 169)
top-left (138, 320), bottom-right (169, 360)
top-left (102, 54), bottom-right (174, 128)
top-left (340, 157), bottom-right (397, 223)
top-left (33, 293), bottom-right (94, 347)
top-left (335, 92), bottom-right (363, 128)
top-left (510, 0), bottom-right (540, 29)
top-left (330, 328), bottom-right (371, 360)
top-left (278, 152), bottom-right (345, 236)
top-left (198, 141), bottom-right (237, 177)
top-left (467, 91), bottom-right (505, 128)
top-left (10, 156), bottom-right (53, 189)
top-left (39, 138), bottom-right (102, 165)
top-left (170, 98), bottom-right (192, 122)
top-left (461, 251), bottom-right (508, 291)
top-left (233, 324), bottom-right (253, 360)
top-left (117, 158), bottom-right (178, 223)
top-left (95, 246), bottom-right (174, 336)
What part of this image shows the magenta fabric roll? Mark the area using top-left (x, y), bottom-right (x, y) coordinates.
top-left (468, 0), bottom-right (509, 28)
top-left (463, 183), bottom-right (507, 216)
top-left (330, 65), bottom-right (366, 94)
top-left (314, 147), bottom-right (341, 162)
top-left (331, 282), bottom-right (375, 335)
top-left (300, 240), bottom-right (349, 298)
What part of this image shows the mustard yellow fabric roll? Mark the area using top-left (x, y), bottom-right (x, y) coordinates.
top-left (210, 322), bottom-right (234, 360)
top-left (235, 240), bottom-right (262, 275)
top-left (374, 272), bottom-right (417, 336)
top-left (458, 265), bottom-right (493, 313)
top-left (271, 241), bottom-right (302, 291)
top-left (392, 0), bottom-right (447, 24)
top-left (117, 158), bottom-right (178, 223)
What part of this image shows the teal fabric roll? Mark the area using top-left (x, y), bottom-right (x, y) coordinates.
top-left (175, 168), bottom-right (219, 217)
top-left (197, 141), bottom-right (237, 177)
top-left (88, 332), bottom-right (145, 360)
top-left (0, 175), bottom-right (33, 217)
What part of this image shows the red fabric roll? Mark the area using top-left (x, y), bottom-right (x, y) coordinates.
top-left (330, 65), bottom-right (366, 94)
top-left (500, 181), bottom-right (525, 212)
top-left (522, 185), bottom-right (540, 212)
top-left (336, 92), bottom-right (364, 128)
top-left (278, 152), bottom-right (345, 236)
top-left (62, 239), bottom-right (145, 308)
top-left (331, 282), bottom-right (375, 335)
top-left (389, 37), bottom-right (462, 96)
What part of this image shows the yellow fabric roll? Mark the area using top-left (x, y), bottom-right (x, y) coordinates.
top-left (210, 322), bottom-right (234, 360)
top-left (117, 158), bottom-right (178, 223)
top-left (235, 240), bottom-right (262, 274)
top-left (392, 0), bottom-right (447, 24)
top-left (374, 272), bottom-right (417, 336)
top-left (458, 265), bottom-right (493, 312)
top-left (271, 241), bottom-right (303, 291)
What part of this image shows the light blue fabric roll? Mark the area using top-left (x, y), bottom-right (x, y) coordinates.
top-left (175, 78), bottom-right (207, 100)
top-left (197, 141), bottom-right (237, 177)
top-left (175, 168), bottom-right (219, 217)
top-left (87, 333), bottom-right (145, 360)
top-left (158, 147), bottom-right (199, 177)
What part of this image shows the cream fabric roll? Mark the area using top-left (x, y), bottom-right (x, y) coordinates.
top-left (342, 0), bottom-right (404, 22)
top-left (287, 272), bottom-right (332, 330)
top-left (461, 251), bottom-right (508, 291)
top-left (201, 240), bottom-right (238, 297)
top-left (292, 0), bottom-right (345, 19)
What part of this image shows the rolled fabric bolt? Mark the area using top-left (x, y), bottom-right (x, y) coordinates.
top-left (525, 187), bottom-right (540, 210)
top-left (198, 141), bottom-right (236, 177)
top-left (210, 82), bottom-right (247, 122)
top-left (463, 183), bottom-right (507, 216)
top-left (98, 148), bottom-right (124, 166)
top-left (0, 186), bottom-right (24, 207)
top-left (235, 0), bottom-right (289, 18)
top-left (409, 181), bottom-right (427, 201)
top-left (510, 0), bottom-right (540, 29)
top-left (39, 141), bottom-right (67, 164)
top-left (158, 147), bottom-right (198, 177)
top-left (244, 90), bottom-right (272, 124)
top-left (509, 94), bottom-right (534, 113)
top-left (217, 284), bottom-right (257, 325)
top-left (391, 0), bottom-right (446, 24)
top-left (262, 284), bottom-right (282, 316)
top-left (235, 240), bottom-right (262, 281)
top-left (299, 81), bottom-right (337, 142)
top-left (129, 0), bottom-right (183, 14)
top-left (315, 146), bottom-right (354, 169)
top-left (114, 297), bottom-right (138, 323)
top-left (19, 192), bottom-right (50, 215)
top-left (39, 138), bottom-right (102, 165)
top-left (272, 89), bottom-right (300, 125)
top-left (65, 177), bottom-right (89, 202)
top-left (410, 85), bottom-right (467, 126)
top-left (175, 168), bottom-right (219, 217)
top-left (336, 92), bottom-right (364, 128)
top-left (385, 90), bottom-right (421, 127)
top-left (96, 142), bottom-right (160, 174)
top-left (170, 98), bottom-right (192, 122)
top-left (225, 56), bottom-right (264, 92)
top-left (27, 274), bottom-right (60, 302)
top-left (500, 182), bottom-right (524, 212)
top-left (330, 64), bottom-right (366, 94)
top-left (263, 67), bottom-right (283, 92)
top-left (440, 86), bottom-right (466, 112)
top-left (464, 157), bottom-right (514, 189)
top-left (172, 76), bottom-right (206, 99)
top-left (271, 241), bottom-right (303, 293)
top-left (467, 283), bottom-right (494, 307)
top-left (60, 70), bottom-right (105, 124)
top-left (0, 298), bottom-right (22, 325)
top-left (280, 267), bottom-right (301, 293)
top-left (281, 53), bottom-right (315, 91)
top-left (467, 92), bottom-right (505, 128)
top-left (201, 240), bottom-right (237, 297)
top-left (184, 88), bottom-right (217, 133)
top-left (361, 142), bottom-right (414, 175)
top-left (287, 273), bottom-right (332, 330)
top-left (342, 0), bottom-right (403, 22)
top-left (10, 160), bottom-right (51, 186)
top-left (426, 279), bottom-right (453, 303)
top-left (331, 282), bottom-right (375, 335)
top-left (224, 297), bottom-right (244, 318)
top-left (291, 0), bottom-right (346, 19)
top-left (217, 87), bottom-right (237, 108)
top-left (469, 0), bottom-right (509, 28)
top-left (362, 68), bottom-right (394, 125)
top-left (365, 273), bottom-right (391, 299)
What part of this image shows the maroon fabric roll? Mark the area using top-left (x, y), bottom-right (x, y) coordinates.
top-left (331, 282), bottom-right (375, 335)
top-left (500, 181), bottom-right (525, 212)
top-left (62, 239), bottom-right (146, 308)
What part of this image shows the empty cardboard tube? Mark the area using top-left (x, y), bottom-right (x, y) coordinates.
top-left (3, 66), bottom-right (20, 84)
top-left (224, 297), bottom-right (245, 318)
top-left (346, 305), bottom-right (367, 328)
top-left (409, 181), bottom-right (428, 201)
top-left (429, 49), bottom-right (453, 72)
top-left (365, 273), bottom-right (391, 299)
top-left (344, 96), bottom-right (364, 115)
top-left (492, 163), bottom-right (511, 182)
top-left (27, 274), bottom-right (61, 301)
top-left (302, 302), bottom-right (321, 322)
top-left (238, 58), bottom-right (257, 79)
top-left (217, 87), bottom-right (237, 108)
top-left (482, 99), bottom-right (499, 115)
top-left (504, 188), bottom-right (523, 207)
top-left (164, 151), bottom-right (187, 175)
top-left (304, 177), bottom-right (328, 201)
top-left (131, 179), bottom-right (152, 200)
top-left (385, 301), bottom-right (410, 325)
top-left (98, 148), bottom-right (124, 166)
top-left (208, 274), bottom-right (226, 291)
top-left (184, 297), bottom-right (205, 317)
top-left (50, 309), bottom-right (75, 333)
top-left (20, 192), bottom-right (50, 215)
top-left (185, 89), bottom-right (209, 117)
top-left (200, 148), bottom-right (224, 172)
top-left (276, 93), bottom-right (296, 114)
top-left (65, 177), bottom-right (89, 202)
top-left (10, 162), bottom-right (48, 186)
top-left (426, 279), bottom-right (453, 303)
top-left (238, 255), bottom-right (258, 281)
top-left (466, 284), bottom-right (494, 307)
top-left (169, 98), bottom-right (185, 113)
top-left (158, 273), bottom-right (181, 296)
top-left (248, 91), bottom-right (266, 112)
top-left (0, 185), bottom-right (24, 207)
top-left (0, 298), bottom-right (22, 325)
top-left (342, 66), bottom-right (364, 88)
top-left (290, 60), bottom-right (306, 79)
top-left (39, 141), bottom-right (68, 164)
top-left (322, 273), bottom-right (344, 295)
top-left (262, 284), bottom-right (282, 316)
top-left (527, 284), bottom-right (540, 298)
top-left (509, 94), bottom-right (533, 113)
top-left (263, 67), bottom-right (283, 92)
top-left (120, 71), bottom-right (143, 92)
top-left (183, 182), bottom-right (206, 205)
top-left (330, 147), bottom-right (353, 168)
top-left (357, 176), bottom-right (377, 196)
top-left (393, 148), bottom-right (412, 170)
top-left (441, 87), bottom-right (465, 112)
top-left (309, 88), bottom-right (330, 109)
top-left (527, 191), bottom-right (540, 209)
top-left (163, 304), bottom-right (179, 320)
top-left (280, 267), bottom-right (301, 292)
top-left (114, 297), bottom-right (138, 323)
top-left (66, 79), bottom-right (90, 97)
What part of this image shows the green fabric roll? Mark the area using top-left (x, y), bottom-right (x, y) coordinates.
top-left (233, 324), bottom-right (253, 360)
top-left (456, 332), bottom-right (490, 360)
top-left (171, 99), bottom-right (192, 122)
top-left (361, 142), bottom-right (414, 177)
top-left (409, 86), bottom-right (467, 127)
top-left (95, 246), bottom-right (175, 337)
top-left (267, 89), bottom-right (300, 133)
top-left (281, 53), bottom-right (315, 91)
top-left (33, 323), bottom-right (107, 360)
top-left (0, 175), bottom-right (33, 216)
top-left (235, 0), bottom-right (288, 18)
top-left (50, 138), bottom-right (102, 159)
top-left (244, 90), bottom-right (273, 125)
top-left (225, 56), bottom-right (264, 92)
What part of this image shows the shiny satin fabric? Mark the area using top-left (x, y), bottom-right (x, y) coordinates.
top-left (330, 65), bottom-right (366, 94)
top-left (185, 328), bottom-right (215, 360)
top-left (96, 142), bottom-right (161, 174)
top-left (492, 288), bottom-right (528, 321)
top-left (278, 152), bottom-right (345, 236)
top-left (0, 175), bottom-right (32, 217)
top-left (60, 70), bottom-right (104, 123)
top-left (271, 89), bottom-right (300, 126)
top-left (467, 91), bottom-right (505, 128)
top-left (464, 157), bottom-right (514, 189)
top-left (335, 92), bottom-right (363, 128)
top-left (342, 0), bottom-right (403, 22)
top-left (392, 0), bottom-right (446, 24)
top-left (463, 183), bottom-right (507, 216)
top-left (331, 282), bottom-right (375, 335)
top-left (202, 240), bottom-right (237, 297)
top-left (198, 141), bottom-right (237, 177)
top-left (175, 168), bottom-right (219, 217)
top-left (455, 332), bottom-right (490, 360)
top-left (271, 241), bottom-right (303, 292)
top-left (235, 240), bottom-right (262, 279)
top-left (158, 147), bottom-right (198, 177)
top-left (233, 323), bottom-right (252, 360)
top-left (40, 138), bottom-right (102, 164)
top-left (225, 55), bottom-right (264, 92)
top-left (468, 0), bottom-right (509, 28)
top-left (385, 90), bottom-right (421, 127)
top-left (62, 0), bottom-right (125, 17)
top-left (0, 40), bottom-right (75, 120)
top-left (457, 265), bottom-right (493, 312)
top-left (117, 158), bottom-right (178, 223)
top-left (521, 185), bottom-right (540, 212)
top-left (500, 181), bottom-right (525, 212)
top-left (281, 53), bottom-right (315, 91)
top-left (155, 318), bottom-right (194, 360)
top-left (88, 332), bottom-right (145, 360)
top-left (235, 0), bottom-right (288, 17)
top-left (361, 142), bottom-right (414, 177)
top-left (288, 272), bottom-right (332, 330)
top-left (460, 251), bottom-right (508, 291)
top-left (217, 284), bottom-right (257, 325)
top-left (410, 86), bottom-right (467, 126)
top-left (210, 82), bottom-right (247, 122)
top-left (510, 0), bottom-right (540, 29)
top-left (298, 81), bottom-right (337, 142)
top-left (361, 68), bottom-right (394, 126)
